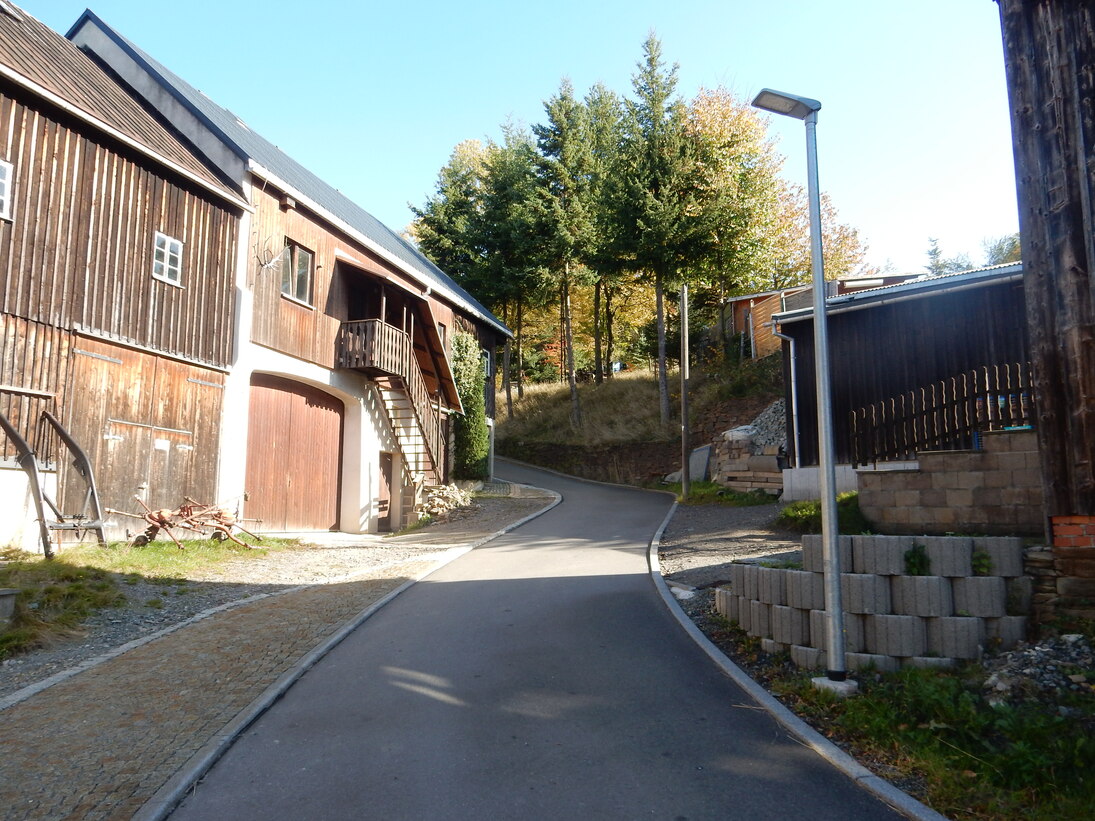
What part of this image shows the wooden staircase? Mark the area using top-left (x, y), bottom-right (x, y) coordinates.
top-left (337, 319), bottom-right (447, 523)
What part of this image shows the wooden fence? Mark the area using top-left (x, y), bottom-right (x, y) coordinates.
top-left (850, 362), bottom-right (1035, 467)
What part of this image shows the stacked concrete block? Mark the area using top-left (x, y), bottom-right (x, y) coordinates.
top-left (761, 638), bottom-right (786, 654)
top-left (737, 596), bottom-right (753, 633)
top-left (953, 577), bottom-right (1008, 617)
top-left (717, 532), bottom-right (1027, 673)
top-left (740, 564), bottom-right (760, 600)
top-left (840, 572), bottom-right (892, 614)
top-left (809, 609), bottom-right (866, 653)
top-left (785, 570), bottom-right (826, 610)
top-left (891, 576), bottom-right (954, 617)
top-left (801, 534), bottom-right (853, 573)
top-left (845, 652), bottom-right (901, 673)
top-left (852, 535), bottom-right (910, 576)
top-left (770, 604), bottom-right (810, 646)
top-left (790, 644), bottom-right (826, 670)
top-left (748, 600), bottom-right (771, 638)
top-left (1006, 576), bottom-right (1033, 615)
top-left (927, 616), bottom-right (985, 659)
top-left (921, 536), bottom-right (973, 577)
top-left (865, 614), bottom-right (928, 657)
top-left (755, 566), bottom-right (786, 605)
top-left (902, 656), bottom-right (958, 670)
top-left (973, 536), bottom-right (1025, 577)
top-left (714, 587), bottom-right (739, 623)
top-left (985, 616), bottom-right (1028, 648)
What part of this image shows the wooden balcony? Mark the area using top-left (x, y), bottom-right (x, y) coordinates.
top-left (336, 319), bottom-right (444, 483)
top-left (336, 318), bottom-right (409, 377)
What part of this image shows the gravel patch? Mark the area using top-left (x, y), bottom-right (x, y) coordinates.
top-left (0, 495), bottom-right (549, 701)
top-left (658, 500), bottom-right (802, 588)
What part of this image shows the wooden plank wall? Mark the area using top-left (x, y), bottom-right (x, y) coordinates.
top-left (0, 314), bottom-right (68, 463)
top-left (784, 281), bottom-right (1028, 466)
top-left (0, 84), bottom-right (238, 368)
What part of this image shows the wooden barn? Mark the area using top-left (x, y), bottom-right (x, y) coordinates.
top-left (68, 10), bottom-right (510, 535)
top-left (773, 264), bottom-right (1029, 474)
top-left (0, 4), bottom-right (247, 550)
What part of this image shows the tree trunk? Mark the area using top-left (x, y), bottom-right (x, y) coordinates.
top-left (504, 339), bottom-right (513, 419)
top-left (516, 301), bottom-right (525, 399)
top-left (655, 268), bottom-right (670, 425)
top-left (563, 267), bottom-right (582, 429)
top-left (998, 0), bottom-right (1095, 523)
top-left (593, 280), bottom-right (604, 384)
top-left (605, 286), bottom-right (615, 379)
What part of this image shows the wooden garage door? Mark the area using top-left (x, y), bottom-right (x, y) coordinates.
top-left (245, 375), bottom-right (343, 531)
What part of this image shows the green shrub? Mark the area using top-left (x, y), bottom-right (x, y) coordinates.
top-left (905, 543), bottom-right (931, 576)
top-left (451, 332), bottom-right (489, 479)
top-left (775, 492), bottom-right (870, 534)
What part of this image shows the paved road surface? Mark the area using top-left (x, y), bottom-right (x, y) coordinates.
top-left (169, 462), bottom-right (903, 820)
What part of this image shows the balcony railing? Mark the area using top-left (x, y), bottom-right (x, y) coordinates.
top-left (337, 319), bottom-right (443, 480)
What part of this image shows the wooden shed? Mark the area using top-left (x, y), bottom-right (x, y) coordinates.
top-left (773, 264), bottom-right (1029, 468)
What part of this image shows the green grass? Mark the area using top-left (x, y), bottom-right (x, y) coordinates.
top-left (774, 491), bottom-right (871, 534)
top-left (707, 616), bottom-right (1095, 820)
top-left (664, 479), bottom-right (777, 507)
top-left (0, 535), bottom-right (293, 659)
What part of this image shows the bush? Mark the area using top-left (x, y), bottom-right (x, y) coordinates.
top-left (775, 492), bottom-right (871, 534)
top-left (452, 332), bottom-right (489, 479)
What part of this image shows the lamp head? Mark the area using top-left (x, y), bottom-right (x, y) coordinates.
top-left (751, 88), bottom-right (821, 120)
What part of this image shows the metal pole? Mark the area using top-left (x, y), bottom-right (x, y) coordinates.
top-left (805, 110), bottom-right (846, 681)
top-left (680, 282), bottom-right (691, 499)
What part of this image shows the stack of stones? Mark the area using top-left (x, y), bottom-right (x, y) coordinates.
top-left (417, 484), bottom-right (477, 521)
top-left (715, 534), bottom-right (1031, 671)
top-left (709, 426), bottom-right (783, 495)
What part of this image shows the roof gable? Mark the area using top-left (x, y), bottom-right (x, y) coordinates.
top-left (0, 4), bottom-right (241, 206)
top-left (68, 10), bottom-right (509, 338)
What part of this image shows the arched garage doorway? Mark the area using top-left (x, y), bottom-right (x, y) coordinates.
top-left (245, 374), bottom-right (343, 531)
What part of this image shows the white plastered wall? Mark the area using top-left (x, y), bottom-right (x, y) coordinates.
top-left (0, 464), bottom-right (57, 553)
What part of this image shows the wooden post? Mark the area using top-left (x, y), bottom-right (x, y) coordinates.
top-left (998, 0), bottom-right (1095, 615)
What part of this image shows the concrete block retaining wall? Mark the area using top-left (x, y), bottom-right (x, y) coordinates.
top-left (856, 430), bottom-right (1043, 536)
top-left (715, 534), bottom-right (1028, 672)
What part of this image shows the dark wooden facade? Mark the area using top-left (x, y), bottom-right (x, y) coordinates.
top-left (778, 275), bottom-right (1029, 467)
top-left (999, 0), bottom-right (1095, 519)
top-left (0, 9), bottom-right (242, 539)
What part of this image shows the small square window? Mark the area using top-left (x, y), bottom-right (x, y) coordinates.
top-left (152, 231), bottom-right (183, 285)
top-left (280, 240), bottom-right (314, 304)
top-left (0, 159), bottom-right (13, 221)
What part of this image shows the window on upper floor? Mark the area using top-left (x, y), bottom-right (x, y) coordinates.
top-left (280, 240), bottom-right (314, 304)
top-left (152, 231), bottom-right (183, 285)
top-left (0, 159), bottom-right (13, 221)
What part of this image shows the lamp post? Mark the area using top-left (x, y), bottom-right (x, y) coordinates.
top-left (751, 89), bottom-right (854, 693)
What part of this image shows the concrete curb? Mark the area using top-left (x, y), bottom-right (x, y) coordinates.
top-left (648, 504), bottom-right (950, 821)
top-left (135, 489), bottom-right (560, 821)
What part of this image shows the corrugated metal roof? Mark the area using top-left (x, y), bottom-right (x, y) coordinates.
top-left (68, 10), bottom-right (509, 338)
top-left (0, 4), bottom-right (241, 205)
top-left (773, 262), bottom-right (1023, 324)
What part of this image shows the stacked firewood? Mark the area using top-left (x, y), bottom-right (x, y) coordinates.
top-left (416, 484), bottom-right (479, 522)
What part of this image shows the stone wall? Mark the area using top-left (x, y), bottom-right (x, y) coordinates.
top-left (856, 430), bottom-right (1043, 536)
top-left (715, 533), bottom-right (1031, 672)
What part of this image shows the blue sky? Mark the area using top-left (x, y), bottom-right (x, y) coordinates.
top-left (21, 0), bottom-right (1017, 275)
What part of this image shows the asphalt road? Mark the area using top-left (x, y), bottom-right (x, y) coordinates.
top-left (169, 462), bottom-right (903, 820)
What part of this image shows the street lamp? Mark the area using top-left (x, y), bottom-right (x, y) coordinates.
top-left (751, 88), bottom-right (855, 694)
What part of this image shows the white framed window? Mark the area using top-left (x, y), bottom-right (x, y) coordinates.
top-left (280, 240), bottom-right (314, 304)
top-left (152, 231), bottom-right (183, 285)
top-left (0, 159), bottom-right (13, 221)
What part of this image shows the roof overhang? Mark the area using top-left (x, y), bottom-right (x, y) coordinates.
top-left (773, 264), bottom-right (1024, 325)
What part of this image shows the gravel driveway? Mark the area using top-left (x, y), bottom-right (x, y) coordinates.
top-left (657, 500), bottom-right (804, 588)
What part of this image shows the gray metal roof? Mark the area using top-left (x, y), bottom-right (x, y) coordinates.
top-left (774, 262), bottom-right (1024, 324)
top-left (67, 10), bottom-right (509, 338)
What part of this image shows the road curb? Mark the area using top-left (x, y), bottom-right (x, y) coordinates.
top-left (648, 504), bottom-right (949, 821)
top-left (135, 490), bottom-right (560, 821)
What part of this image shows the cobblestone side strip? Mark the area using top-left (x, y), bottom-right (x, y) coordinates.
top-left (0, 558), bottom-right (438, 821)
